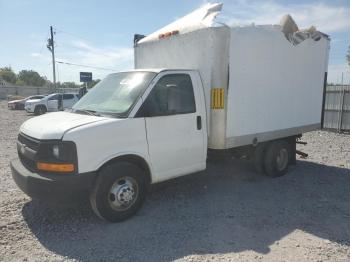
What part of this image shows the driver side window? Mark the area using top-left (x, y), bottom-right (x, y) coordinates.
top-left (48, 94), bottom-right (59, 100)
top-left (136, 74), bottom-right (196, 117)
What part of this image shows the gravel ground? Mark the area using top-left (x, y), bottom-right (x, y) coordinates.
top-left (0, 100), bottom-right (350, 262)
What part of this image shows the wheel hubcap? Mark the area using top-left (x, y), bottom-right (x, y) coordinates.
top-left (276, 148), bottom-right (288, 171)
top-left (109, 177), bottom-right (138, 211)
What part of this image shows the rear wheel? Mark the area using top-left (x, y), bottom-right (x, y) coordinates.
top-left (251, 143), bottom-right (266, 174)
top-left (264, 140), bottom-right (290, 177)
top-left (34, 105), bottom-right (47, 115)
top-left (90, 161), bottom-right (146, 222)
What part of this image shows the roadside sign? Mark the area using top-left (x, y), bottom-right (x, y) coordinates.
top-left (80, 72), bottom-right (92, 82)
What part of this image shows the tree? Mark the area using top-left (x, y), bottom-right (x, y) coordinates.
top-left (18, 70), bottom-right (46, 86)
top-left (61, 82), bottom-right (80, 89)
top-left (0, 67), bottom-right (17, 84)
top-left (347, 46), bottom-right (350, 66)
top-left (15, 79), bottom-right (25, 86)
top-left (85, 79), bottom-right (101, 89)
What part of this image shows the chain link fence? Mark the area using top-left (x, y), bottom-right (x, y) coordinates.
top-left (323, 85), bottom-right (350, 132)
top-left (0, 85), bottom-right (79, 100)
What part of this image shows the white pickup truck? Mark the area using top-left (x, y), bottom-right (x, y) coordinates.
top-left (11, 4), bottom-right (329, 222)
top-left (25, 93), bottom-right (80, 115)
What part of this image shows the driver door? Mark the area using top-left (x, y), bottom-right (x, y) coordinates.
top-left (136, 72), bottom-right (207, 182)
top-left (47, 94), bottom-right (59, 111)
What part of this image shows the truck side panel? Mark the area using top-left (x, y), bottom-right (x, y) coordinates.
top-left (226, 26), bottom-right (329, 148)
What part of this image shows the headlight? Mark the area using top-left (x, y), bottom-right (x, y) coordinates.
top-left (36, 141), bottom-right (77, 173)
top-left (52, 145), bottom-right (60, 158)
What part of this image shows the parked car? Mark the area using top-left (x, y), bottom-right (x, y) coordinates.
top-left (25, 93), bottom-right (79, 115)
top-left (8, 95), bottom-right (45, 110)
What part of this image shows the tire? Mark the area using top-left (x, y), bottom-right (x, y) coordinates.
top-left (251, 143), bottom-right (266, 174)
top-left (34, 105), bottom-right (47, 115)
top-left (90, 161), bottom-right (146, 222)
top-left (264, 140), bottom-right (290, 178)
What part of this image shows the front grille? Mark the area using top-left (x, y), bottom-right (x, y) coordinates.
top-left (18, 133), bottom-right (40, 171)
top-left (18, 133), bottom-right (40, 151)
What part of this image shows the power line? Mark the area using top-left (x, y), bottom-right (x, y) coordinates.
top-left (54, 27), bottom-right (92, 43)
top-left (53, 27), bottom-right (117, 59)
top-left (56, 60), bottom-right (118, 71)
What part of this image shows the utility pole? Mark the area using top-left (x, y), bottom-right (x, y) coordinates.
top-left (47, 26), bottom-right (56, 91)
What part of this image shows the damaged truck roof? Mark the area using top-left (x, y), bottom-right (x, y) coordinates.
top-left (136, 2), bottom-right (329, 46)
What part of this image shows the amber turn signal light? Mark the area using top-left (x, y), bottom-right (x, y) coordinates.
top-left (37, 162), bottom-right (75, 173)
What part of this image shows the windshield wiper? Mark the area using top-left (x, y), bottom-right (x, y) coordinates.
top-left (73, 109), bottom-right (101, 116)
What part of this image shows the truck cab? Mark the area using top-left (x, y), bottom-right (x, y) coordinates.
top-left (11, 69), bottom-right (207, 222)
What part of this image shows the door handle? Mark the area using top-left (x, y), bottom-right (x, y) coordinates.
top-left (197, 115), bottom-right (202, 130)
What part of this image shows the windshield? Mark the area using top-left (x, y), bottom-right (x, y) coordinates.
top-left (72, 71), bottom-right (156, 117)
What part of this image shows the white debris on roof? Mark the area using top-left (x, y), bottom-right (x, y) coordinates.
top-left (138, 3), bottom-right (223, 44)
top-left (137, 3), bottom-right (328, 45)
top-left (280, 14), bottom-right (328, 45)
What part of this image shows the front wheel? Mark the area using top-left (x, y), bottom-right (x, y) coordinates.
top-left (90, 161), bottom-right (146, 222)
top-left (34, 105), bottom-right (47, 115)
top-left (264, 140), bottom-right (290, 177)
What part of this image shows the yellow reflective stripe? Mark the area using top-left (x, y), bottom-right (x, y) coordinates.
top-left (211, 88), bottom-right (224, 109)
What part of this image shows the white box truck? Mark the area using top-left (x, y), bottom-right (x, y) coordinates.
top-left (11, 3), bottom-right (330, 222)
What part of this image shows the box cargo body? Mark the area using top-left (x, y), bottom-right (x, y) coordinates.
top-left (135, 25), bottom-right (330, 149)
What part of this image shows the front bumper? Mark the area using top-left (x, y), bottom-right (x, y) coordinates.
top-left (25, 105), bottom-right (34, 113)
top-left (11, 158), bottom-right (96, 202)
top-left (8, 103), bottom-right (16, 109)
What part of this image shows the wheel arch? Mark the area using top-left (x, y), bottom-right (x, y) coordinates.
top-left (98, 154), bottom-right (152, 185)
top-left (34, 104), bottom-right (47, 110)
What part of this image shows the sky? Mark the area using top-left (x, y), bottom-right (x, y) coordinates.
top-left (0, 0), bottom-right (350, 84)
